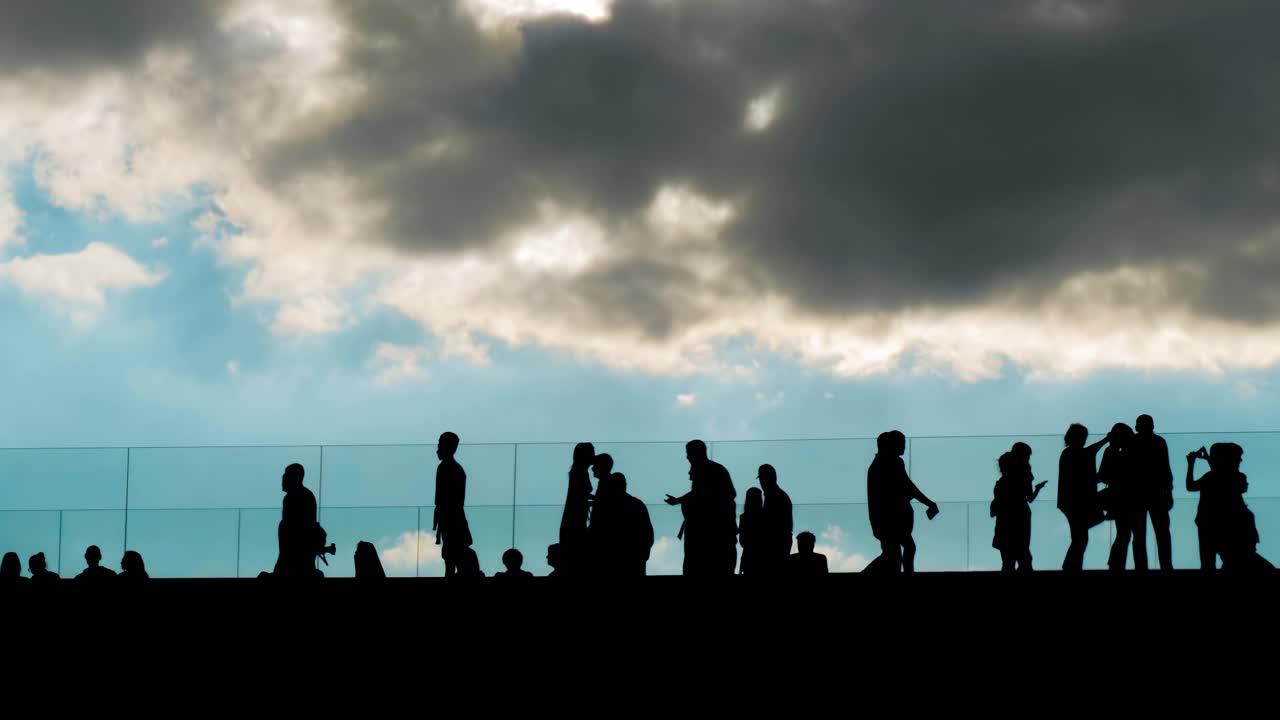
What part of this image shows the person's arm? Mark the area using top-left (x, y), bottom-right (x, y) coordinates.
top-left (665, 491), bottom-right (691, 506)
top-left (1085, 435), bottom-right (1111, 455)
top-left (906, 478), bottom-right (938, 512)
top-left (1029, 480), bottom-right (1048, 502)
top-left (1158, 437), bottom-right (1173, 492)
top-left (1185, 453), bottom-right (1201, 492)
top-left (433, 466), bottom-right (442, 531)
top-left (644, 508), bottom-right (655, 557)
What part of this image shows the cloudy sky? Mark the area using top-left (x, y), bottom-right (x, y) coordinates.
top-left (3, 0), bottom-right (1280, 451)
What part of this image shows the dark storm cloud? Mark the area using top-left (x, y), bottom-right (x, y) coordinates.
top-left (11, 0), bottom-right (1280, 333)
top-left (0, 0), bottom-right (228, 71)
top-left (256, 0), bottom-right (1280, 323)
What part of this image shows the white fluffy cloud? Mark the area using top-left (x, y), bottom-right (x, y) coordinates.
top-left (462, 0), bottom-right (613, 30)
top-left (371, 342), bottom-right (431, 386)
top-left (0, 174), bottom-right (22, 249)
top-left (379, 530), bottom-right (443, 574)
top-left (0, 242), bottom-right (165, 322)
top-left (675, 393), bottom-right (697, 407)
top-left (807, 525), bottom-right (869, 573)
top-left (648, 535), bottom-right (682, 575)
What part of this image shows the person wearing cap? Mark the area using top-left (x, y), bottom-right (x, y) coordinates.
top-left (758, 464), bottom-right (793, 576)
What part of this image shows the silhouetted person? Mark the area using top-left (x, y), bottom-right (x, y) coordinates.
top-left (119, 551), bottom-right (148, 581)
top-left (354, 541), bottom-right (386, 580)
top-left (494, 548), bottom-right (534, 579)
top-left (453, 547), bottom-right (485, 579)
top-left (434, 431), bottom-right (473, 578)
top-left (739, 487), bottom-right (764, 575)
top-left (28, 553), bottom-right (58, 584)
top-left (587, 453), bottom-right (617, 573)
top-left (666, 440), bottom-right (738, 576)
top-left (590, 470), bottom-right (654, 576)
top-left (1131, 414), bottom-right (1174, 570)
top-left (991, 452), bottom-right (1046, 572)
top-left (1185, 443), bottom-right (1270, 571)
top-left (274, 463), bottom-right (322, 579)
top-left (1101, 423), bottom-right (1145, 571)
top-left (559, 442), bottom-right (596, 577)
top-left (787, 531), bottom-right (828, 576)
top-left (758, 464), bottom-right (793, 576)
top-left (75, 545), bottom-right (117, 582)
top-left (865, 431), bottom-right (939, 574)
top-left (615, 472), bottom-right (654, 575)
top-left (1057, 424), bottom-right (1111, 571)
top-left (546, 543), bottom-right (566, 578)
top-left (1, 552), bottom-right (25, 585)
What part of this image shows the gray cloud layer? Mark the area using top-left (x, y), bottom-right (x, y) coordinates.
top-left (0, 0), bottom-right (228, 71)
top-left (277, 0), bottom-right (1280, 321)
top-left (7, 0), bottom-right (1280, 342)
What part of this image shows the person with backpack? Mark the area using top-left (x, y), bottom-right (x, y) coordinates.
top-left (274, 463), bottom-right (332, 579)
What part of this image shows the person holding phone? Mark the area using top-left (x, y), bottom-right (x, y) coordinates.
top-left (991, 451), bottom-right (1047, 572)
top-left (1186, 443), bottom-right (1248, 570)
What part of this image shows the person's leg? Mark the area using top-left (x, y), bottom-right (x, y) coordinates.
top-left (1000, 549), bottom-right (1015, 572)
top-left (1150, 506), bottom-right (1173, 570)
top-left (871, 537), bottom-right (902, 573)
top-left (1197, 524), bottom-right (1216, 570)
top-left (1109, 516), bottom-right (1132, 571)
top-left (901, 535), bottom-right (916, 573)
top-left (442, 545), bottom-right (456, 578)
top-left (1020, 546), bottom-right (1034, 573)
top-left (1064, 517), bottom-right (1088, 571)
top-left (1131, 509), bottom-right (1149, 571)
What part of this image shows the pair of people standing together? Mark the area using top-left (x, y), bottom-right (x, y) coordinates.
top-left (1056, 415), bottom-right (1173, 572)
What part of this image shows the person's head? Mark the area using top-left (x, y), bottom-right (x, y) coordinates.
top-left (546, 543), bottom-right (563, 569)
top-left (353, 541), bottom-right (384, 579)
top-left (121, 550), bottom-right (146, 576)
top-left (502, 548), bottom-right (524, 572)
top-left (437, 431), bottom-right (460, 461)
top-left (85, 545), bottom-right (102, 568)
top-left (282, 463), bottom-right (305, 492)
top-left (609, 472), bottom-right (628, 495)
top-left (796, 531), bottom-right (816, 554)
top-left (1012, 442), bottom-right (1032, 461)
top-left (758, 464), bottom-right (778, 490)
top-left (1065, 423), bottom-right (1089, 448)
top-left (998, 452), bottom-right (1017, 478)
top-left (1110, 423), bottom-right (1134, 447)
top-left (745, 487), bottom-right (763, 514)
top-left (573, 442), bottom-right (596, 466)
top-left (1, 552), bottom-right (20, 579)
top-left (685, 439), bottom-right (708, 464)
top-left (1136, 414), bottom-right (1154, 434)
top-left (1209, 443), bottom-right (1244, 473)
top-left (592, 453), bottom-right (614, 481)
top-left (877, 430), bottom-right (906, 456)
top-left (28, 552), bottom-right (46, 574)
